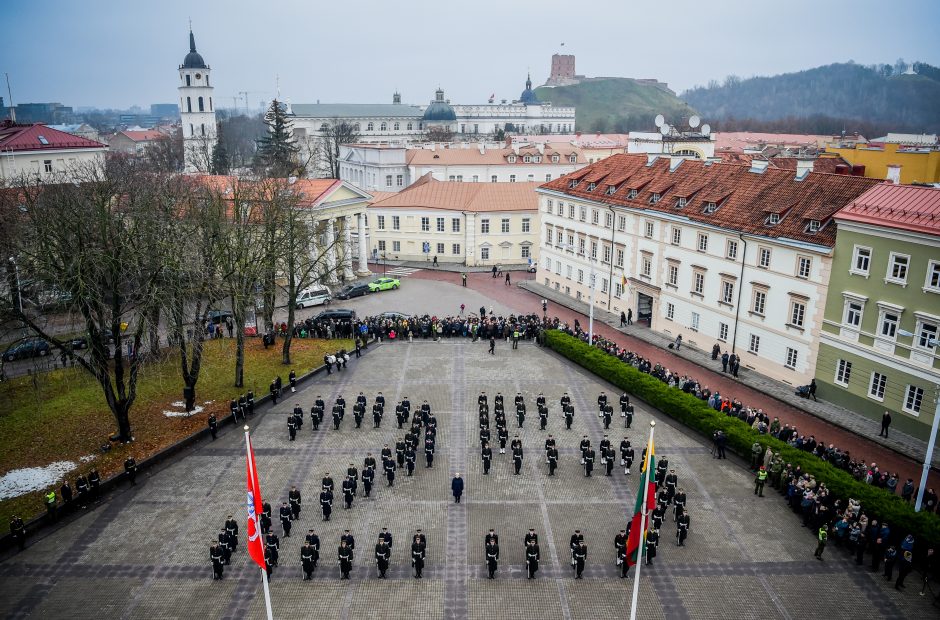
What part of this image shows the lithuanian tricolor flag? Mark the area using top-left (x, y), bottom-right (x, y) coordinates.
top-left (625, 436), bottom-right (656, 566)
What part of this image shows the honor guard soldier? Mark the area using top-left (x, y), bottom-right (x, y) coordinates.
top-left (379, 527), bottom-right (393, 551)
top-left (332, 403), bottom-right (343, 430)
top-left (301, 542), bottom-right (316, 580)
top-left (288, 487), bottom-right (302, 519)
top-left (481, 442), bottom-right (493, 475)
top-left (411, 535), bottom-right (426, 578)
top-left (497, 427), bottom-right (509, 454)
top-left (583, 447), bottom-right (595, 477)
top-left (362, 463), bottom-right (375, 498)
top-left (335, 394), bottom-right (346, 418)
top-left (536, 392), bottom-right (546, 411)
top-left (486, 538), bottom-right (500, 579)
top-left (384, 458), bottom-right (396, 487)
top-left (342, 476), bottom-right (355, 509)
top-left (512, 444), bottom-right (524, 475)
top-left (264, 546), bottom-right (275, 579)
top-left (341, 530), bottom-right (356, 554)
top-left (401, 396), bottom-right (411, 418)
top-left (599, 435), bottom-right (612, 457)
top-left (480, 426), bottom-right (491, 446)
top-left (396, 440), bottom-right (406, 468)
top-left (237, 394), bottom-right (247, 418)
top-left (381, 443), bottom-right (393, 463)
top-left (544, 436), bottom-right (556, 464)
top-left (420, 400), bottom-right (431, 425)
top-left (310, 404), bottom-right (322, 431)
top-left (405, 445), bottom-right (416, 476)
top-left (645, 528), bottom-right (660, 565)
top-left (225, 514), bottom-right (239, 550)
top-left (230, 398), bottom-right (240, 421)
top-left (347, 464), bottom-right (359, 495)
top-left (602, 404), bottom-right (613, 429)
top-left (269, 380), bottom-right (278, 405)
top-left (210, 541), bottom-right (225, 579)
top-left (288, 414), bottom-right (297, 441)
top-left (217, 529), bottom-right (232, 565)
top-left (9, 515), bottom-right (26, 551)
top-left (338, 541), bottom-right (353, 579)
top-left (604, 447), bottom-right (615, 476)
top-left (516, 402), bottom-right (526, 428)
top-left (289, 369), bottom-right (297, 393)
top-left (655, 456), bottom-right (668, 487)
top-left (265, 531), bottom-right (280, 567)
top-left (664, 469), bottom-right (678, 502)
top-left (619, 392), bottom-right (630, 416)
top-left (618, 546), bottom-right (629, 578)
top-left (260, 501), bottom-right (272, 534)
top-left (293, 404), bottom-right (303, 430)
top-left (356, 391), bottom-right (367, 410)
top-left (560, 392), bottom-right (571, 412)
top-left (322, 472), bottom-right (335, 494)
top-left (574, 542), bottom-right (587, 578)
top-left (526, 539), bottom-right (540, 579)
top-left (60, 480), bottom-right (73, 511)
top-left (124, 456), bottom-right (138, 486)
top-left (597, 392), bottom-right (608, 416)
top-left (579, 436), bottom-right (591, 463)
top-left (548, 445), bottom-right (559, 476)
top-left (353, 402), bottom-right (364, 428)
top-left (75, 473), bottom-right (89, 508)
top-left (375, 535), bottom-right (391, 578)
top-left (677, 511), bottom-right (690, 546)
top-left (396, 402), bottom-right (406, 428)
top-left (373, 402), bottom-right (383, 428)
top-left (651, 503), bottom-right (666, 532)
top-left (614, 529), bottom-right (627, 567)
top-left (247, 390), bottom-right (255, 415)
top-left (208, 413), bottom-right (218, 440)
top-left (539, 404), bottom-right (548, 430)
top-left (305, 529), bottom-right (320, 571)
top-left (673, 488), bottom-right (687, 522)
top-left (495, 392), bottom-right (504, 409)
top-left (624, 443), bottom-right (635, 475)
top-left (525, 529), bottom-right (539, 547)
top-left (424, 437), bottom-right (435, 468)
top-left (479, 391), bottom-right (487, 408)
top-left (88, 468), bottom-right (101, 501)
top-left (375, 391), bottom-right (385, 412)
top-left (515, 392), bottom-right (524, 409)
top-left (623, 402), bottom-right (634, 428)
top-left (320, 488), bottom-right (333, 521)
top-left (564, 404), bottom-right (574, 430)
top-left (569, 530), bottom-right (584, 569)
top-left (279, 502), bottom-right (293, 536)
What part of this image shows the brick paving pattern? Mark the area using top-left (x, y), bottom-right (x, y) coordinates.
top-left (1, 336), bottom-right (936, 619)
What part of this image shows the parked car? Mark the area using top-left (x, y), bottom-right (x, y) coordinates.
top-left (296, 287), bottom-right (332, 309)
top-left (3, 337), bottom-right (51, 362)
top-left (378, 311), bottom-right (412, 321)
top-left (313, 308), bottom-right (357, 322)
top-left (527, 263), bottom-right (537, 273)
top-left (205, 310), bottom-right (234, 325)
top-left (336, 283), bottom-right (370, 299)
top-left (368, 277), bottom-right (400, 292)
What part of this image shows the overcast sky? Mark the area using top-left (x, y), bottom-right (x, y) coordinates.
top-left (3, 0), bottom-right (939, 111)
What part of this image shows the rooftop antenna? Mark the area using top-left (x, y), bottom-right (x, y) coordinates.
top-left (5, 73), bottom-right (15, 122)
top-left (688, 115), bottom-right (700, 129)
top-left (701, 124), bottom-right (711, 137)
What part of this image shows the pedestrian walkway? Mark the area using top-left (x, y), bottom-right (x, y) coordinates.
top-left (384, 266), bottom-right (422, 278)
top-left (518, 280), bottom-right (940, 472)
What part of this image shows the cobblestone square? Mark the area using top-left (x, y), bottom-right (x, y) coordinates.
top-left (0, 340), bottom-right (934, 619)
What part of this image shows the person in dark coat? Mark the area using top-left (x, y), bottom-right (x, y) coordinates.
top-left (451, 473), bottom-right (464, 503)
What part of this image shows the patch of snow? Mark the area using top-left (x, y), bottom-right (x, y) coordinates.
top-left (0, 461), bottom-right (77, 501)
top-left (170, 401), bottom-right (186, 408)
top-left (163, 404), bottom-right (204, 418)
top-left (79, 455), bottom-right (96, 463)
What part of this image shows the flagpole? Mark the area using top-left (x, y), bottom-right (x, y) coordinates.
top-left (245, 426), bottom-right (275, 620)
top-left (629, 420), bottom-right (655, 620)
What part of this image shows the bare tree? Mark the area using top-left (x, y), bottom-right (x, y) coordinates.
top-left (141, 129), bottom-right (185, 173)
top-left (426, 126), bottom-right (454, 142)
top-left (321, 119), bottom-right (360, 179)
top-left (0, 160), bottom-right (181, 442)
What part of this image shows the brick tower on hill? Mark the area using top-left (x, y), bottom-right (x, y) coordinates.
top-left (546, 54), bottom-right (578, 86)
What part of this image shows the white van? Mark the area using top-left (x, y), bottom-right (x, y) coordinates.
top-left (296, 287), bottom-right (332, 308)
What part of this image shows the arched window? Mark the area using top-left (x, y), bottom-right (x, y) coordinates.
top-left (367, 122), bottom-right (374, 131)
top-left (198, 97), bottom-right (204, 112)
top-left (201, 123), bottom-right (206, 136)
top-left (190, 123), bottom-right (194, 137)
top-left (206, 74), bottom-right (210, 86)
top-left (185, 75), bottom-right (191, 86)
top-left (380, 122), bottom-right (387, 131)
top-left (393, 122), bottom-right (400, 130)
top-left (209, 97), bottom-right (213, 111)
top-left (187, 97), bottom-right (192, 113)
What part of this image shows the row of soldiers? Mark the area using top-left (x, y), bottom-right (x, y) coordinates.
top-left (286, 393), bottom-right (448, 439)
top-left (209, 515), bottom-right (240, 579)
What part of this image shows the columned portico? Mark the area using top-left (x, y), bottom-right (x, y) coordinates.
top-left (356, 212), bottom-right (371, 276)
top-left (325, 218), bottom-right (338, 284)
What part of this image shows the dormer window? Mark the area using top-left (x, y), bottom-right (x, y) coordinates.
top-left (605, 185), bottom-right (617, 195)
top-left (807, 219), bottom-right (821, 233)
top-left (534, 156), bottom-right (541, 163)
top-left (767, 213), bottom-right (780, 225)
top-left (587, 182), bottom-right (596, 191)
top-left (568, 180), bottom-right (579, 189)
top-left (628, 189), bottom-right (638, 199)
top-left (523, 155), bottom-right (531, 163)
top-left (569, 154), bottom-right (577, 163)
top-left (508, 155), bottom-right (517, 163)
top-left (650, 193), bottom-right (661, 204)
top-left (704, 201), bottom-right (717, 213)
top-left (675, 197), bottom-right (687, 209)
top-left (552, 155), bottom-right (560, 163)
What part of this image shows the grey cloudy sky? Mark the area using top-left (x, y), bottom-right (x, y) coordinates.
top-left (3, 0), bottom-right (939, 110)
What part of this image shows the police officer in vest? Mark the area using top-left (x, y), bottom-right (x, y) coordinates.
top-left (754, 465), bottom-right (768, 497)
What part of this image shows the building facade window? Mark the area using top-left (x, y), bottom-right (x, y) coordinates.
top-left (509, 175), bottom-right (516, 183)
top-left (726, 239), bottom-right (738, 260)
top-left (452, 218), bottom-right (461, 233)
top-left (797, 256), bottom-right (812, 279)
top-left (697, 233), bottom-right (708, 252)
top-left (436, 242), bottom-right (445, 254)
top-left (521, 246), bottom-right (530, 258)
top-left (491, 175), bottom-right (498, 183)
top-left (436, 217), bottom-right (445, 232)
top-left (578, 238), bottom-right (586, 255)
top-left (693, 272), bottom-right (705, 295)
top-left (916, 319), bottom-right (938, 350)
top-left (392, 240), bottom-right (401, 251)
top-left (522, 218), bottom-right (530, 233)
top-left (602, 245), bottom-right (611, 264)
top-left (642, 257), bottom-right (652, 278)
top-left (879, 311), bottom-right (899, 339)
top-left (718, 322), bottom-right (728, 341)
top-left (43, 160), bottom-right (52, 173)
top-left (672, 227), bottom-right (681, 245)
top-left (758, 247), bottom-right (771, 268)
top-left (666, 303), bottom-right (675, 320)
top-left (790, 300), bottom-right (806, 327)
top-left (749, 334), bottom-right (760, 353)
top-left (721, 280), bottom-right (735, 304)
top-left (868, 372), bottom-right (887, 400)
top-left (835, 359), bottom-right (852, 386)
top-left (392, 216), bottom-right (400, 231)
top-left (887, 252), bottom-right (910, 284)
top-left (396, 175), bottom-right (404, 187)
top-left (904, 385), bottom-right (924, 414)
top-left (568, 204), bottom-right (575, 219)
top-left (378, 240), bottom-right (386, 251)
top-left (421, 217), bottom-right (430, 232)
top-left (481, 219), bottom-right (490, 234)
top-left (577, 269), bottom-right (584, 284)
top-left (616, 249), bottom-right (624, 268)
top-left (785, 347), bottom-right (798, 369)
top-left (852, 246), bottom-right (872, 276)
top-left (377, 215), bottom-right (386, 230)
top-left (386, 175), bottom-right (393, 187)
top-left (591, 210), bottom-right (600, 225)
top-left (501, 218), bottom-right (510, 233)
top-left (580, 207), bottom-right (587, 222)
top-left (926, 260), bottom-right (940, 292)
top-left (645, 221), bottom-right (654, 238)
top-left (752, 290), bottom-right (766, 315)
top-left (481, 247), bottom-right (490, 260)
top-left (590, 241), bottom-right (598, 260)
top-left (691, 312), bottom-right (700, 331)
top-left (617, 216), bottom-right (626, 231)
top-left (844, 300), bottom-right (863, 327)
top-left (668, 264), bottom-right (678, 286)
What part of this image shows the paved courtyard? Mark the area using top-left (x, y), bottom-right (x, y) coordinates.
top-left (1, 339), bottom-right (934, 619)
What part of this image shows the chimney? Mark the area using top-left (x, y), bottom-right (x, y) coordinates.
top-left (796, 159), bottom-right (814, 180)
top-left (886, 164), bottom-right (901, 184)
top-left (537, 143), bottom-right (544, 155)
top-left (478, 142), bottom-right (485, 155)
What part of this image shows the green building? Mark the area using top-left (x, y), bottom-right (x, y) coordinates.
top-left (817, 184), bottom-right (940, 440)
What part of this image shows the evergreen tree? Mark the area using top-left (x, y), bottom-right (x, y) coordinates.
top-left (254, 99), bottom-right (300, 177)
top-left (210, 122), bottom-right (230, 175)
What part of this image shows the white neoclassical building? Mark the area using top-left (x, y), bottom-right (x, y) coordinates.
top-left (536, 153), bottom-right (879, 385)
top-left (177, 28), bottom-right (216, 172)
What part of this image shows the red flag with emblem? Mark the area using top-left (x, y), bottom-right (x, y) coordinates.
top-left (245, 433), bottom-right (266, 570)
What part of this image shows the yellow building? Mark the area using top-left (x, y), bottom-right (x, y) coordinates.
top-left (826, 142), bottom-right (940, 184)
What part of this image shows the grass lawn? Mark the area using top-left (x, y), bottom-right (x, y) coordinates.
top-left (0, 336), bottom-right (352, 525)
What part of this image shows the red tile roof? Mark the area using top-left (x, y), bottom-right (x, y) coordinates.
top-left (835, 184), bottom-right (940, 237)
top-left (371, 177), bottom-right (539, 213)
top-left (539, 154), bottom-right (881, 247)
top-left (0, 121), bottom-right (106, 152)
top-left (120, 130), bottom-right (168, 143)
top-left (190, 175), bottom-right (341, 208)
top-left (769, 156), bottom-right (849, 174)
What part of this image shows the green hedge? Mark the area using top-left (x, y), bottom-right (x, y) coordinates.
top-left (545, 330), bottom-right (940, 546)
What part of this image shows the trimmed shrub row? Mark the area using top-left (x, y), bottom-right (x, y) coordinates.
top-left (544, 330), bottom-right (940, 546)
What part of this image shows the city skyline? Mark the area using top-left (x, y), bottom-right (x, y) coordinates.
top-left (2, 0), bottom-right (940, 110)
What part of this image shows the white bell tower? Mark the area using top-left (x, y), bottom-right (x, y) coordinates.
top-left (178, 28), bottom-right (216, 173)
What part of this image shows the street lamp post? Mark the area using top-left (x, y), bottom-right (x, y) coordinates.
top-left (8, 257), bottom-right (23, 315)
